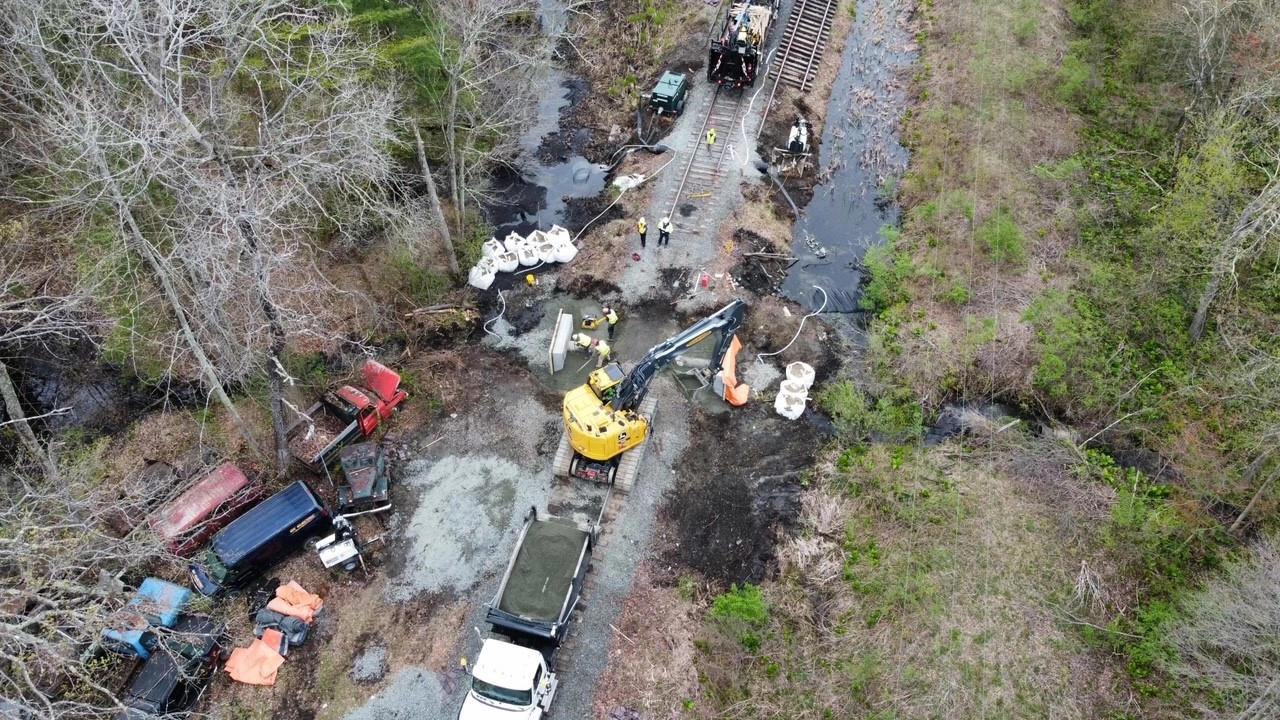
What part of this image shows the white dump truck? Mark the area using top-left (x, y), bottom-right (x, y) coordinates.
top-left (458, 506), bottom-right (594, 719)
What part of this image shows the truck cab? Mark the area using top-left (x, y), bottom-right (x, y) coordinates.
top-left (100, 578), bottom-right (192, 659)
top-left (458, 639), bottom-right (557, 720)
top-left (286, 359), bottom-right (408, 472)
top-left (114, 614), bottom-right (224, 719)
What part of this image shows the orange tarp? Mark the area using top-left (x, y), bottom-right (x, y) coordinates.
top-left (225, 628), bottom-right (286, 686)
top-left (720, 335), bottom-right (750, 406)
top-left (270, 581), bottom-right (323, 623)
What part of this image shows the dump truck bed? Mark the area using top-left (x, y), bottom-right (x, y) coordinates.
top-left (487, 507), bottom-right (592, 644)
top-left (285, 401), bottom-right (356, 471)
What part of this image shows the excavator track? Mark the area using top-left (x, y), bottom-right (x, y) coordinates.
top-left (552, 429), bottom-right (574, 479)
top-left (613, 395), bottom-right (658, 494)
top-left (551, 395), bottom-right (659, 495)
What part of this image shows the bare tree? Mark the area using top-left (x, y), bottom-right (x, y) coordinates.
top-left (415, 0), bottom-right (552, 238)
top-left (0, 459), bottom-right (176, 718)
top-left (1168, 0), bottom-right (1241, 117)
top-left (414, 125), bottom-right (459, 275)
top-left (1188, 160), bottom-right (1280, 340)
top-left (1167, 538), bottom-right (1280, 719)
top-left (0, 220), bottom-right (94, 477)
top-left (0, 0), bottom-right (403, 468)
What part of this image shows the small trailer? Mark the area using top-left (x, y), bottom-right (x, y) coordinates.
top-left (458, 507), bottom-right (594, 719)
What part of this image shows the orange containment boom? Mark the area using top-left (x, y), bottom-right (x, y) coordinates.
top-left (720, 335), bottom-right (750, 406)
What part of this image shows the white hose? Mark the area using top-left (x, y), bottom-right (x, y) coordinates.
top-left (573, 152), bottom-right (679, 243)
top-left (756, 285), bottom-right (828, 363)
top-left (483, 289), bottom-right (507, 338)
top-left (740, 46), bottom-right (778, 158)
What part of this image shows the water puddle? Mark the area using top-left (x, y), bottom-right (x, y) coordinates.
top-left (486, 72), bottom-right (609, 238)
top-left (11, 342), bottom-right (200, 435)
top-left (783, 0), bottom-right (918, 312)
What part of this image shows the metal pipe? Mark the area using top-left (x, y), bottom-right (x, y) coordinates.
top-left (754, 160), bottom-right (801, 218)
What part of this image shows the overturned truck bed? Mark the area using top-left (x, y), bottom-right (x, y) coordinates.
top-left (487, 507), bottom-right (593, 648)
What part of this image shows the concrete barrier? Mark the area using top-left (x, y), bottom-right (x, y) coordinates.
top-left (548, 309), bottom-right (575, 373)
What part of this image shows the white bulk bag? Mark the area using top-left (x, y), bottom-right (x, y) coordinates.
top-left (546, 225), bottom-right (571, 245)
top-left (482, 238), bottom-right (506, 258)
top-left (517, 245), bottom-right (539, 266)
top-left (774, 390), bottom-right (806, 420)
top-left (780, 380), bottom-right (810, 398)
top-left (786, 362), bottom-right (815, 389)
top-left (553, 241), bottom-right (578, 263)
top-left (467, 264), bottom-right (495, 290)
top-left (535, 242), bottom-right (558, 264)
top-left (504, 231), bottom-right (526, 250)
top-left (494, 251), bottom-right (520, 273)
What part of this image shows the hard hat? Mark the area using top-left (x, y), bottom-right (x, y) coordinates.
top-left (571, 333), bottom-right (581, 342)
top-left (602, 306), bottom-right (611, 314)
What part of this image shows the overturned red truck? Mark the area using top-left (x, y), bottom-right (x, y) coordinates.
top-left (285, 360), bottom-right (407, 473)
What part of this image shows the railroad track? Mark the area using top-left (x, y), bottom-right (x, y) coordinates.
top-left (665, 85), bottom-right (749, 219)
top-left (753, 0), bottom-right (839, 141)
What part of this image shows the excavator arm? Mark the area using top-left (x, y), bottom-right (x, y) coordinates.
top-left (613, 299), bottom-right (747, 412)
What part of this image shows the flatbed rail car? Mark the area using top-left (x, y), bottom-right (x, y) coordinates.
top-left (708, 0), bottom-right (781, 87)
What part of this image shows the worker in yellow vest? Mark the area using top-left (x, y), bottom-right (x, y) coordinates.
top-left (570, 333), bottom-right (612, 367)
top-left (636, 216), bottom-right (647, 249)
top-left (602, 306), bottom-right (620, 340)
top-left (706, 127), bottom-right (716, 148)
top-left (590, 337), bottom-right (612, 367)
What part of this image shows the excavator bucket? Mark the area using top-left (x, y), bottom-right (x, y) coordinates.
top-left (718, 335), bottom-right (750, 406)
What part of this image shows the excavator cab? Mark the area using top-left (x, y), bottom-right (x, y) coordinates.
top-left (587, 364), bottom-right (625, 401)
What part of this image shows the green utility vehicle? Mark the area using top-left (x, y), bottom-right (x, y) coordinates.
top-left (647, 71), bottom-right (689, 116)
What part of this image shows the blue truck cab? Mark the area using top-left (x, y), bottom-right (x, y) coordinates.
top-left (100, 578), bottom-right (192, 659)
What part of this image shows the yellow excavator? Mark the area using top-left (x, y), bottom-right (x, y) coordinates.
top-left (552, 299), bottom-right (747, 492)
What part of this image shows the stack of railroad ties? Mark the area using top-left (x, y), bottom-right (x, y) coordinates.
top-left (468, 225), bottom-right (577, 290)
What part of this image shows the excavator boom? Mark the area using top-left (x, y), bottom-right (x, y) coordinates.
top-left (614, 299), bottom-right (747, 412)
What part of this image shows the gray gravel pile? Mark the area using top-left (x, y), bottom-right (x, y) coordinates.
top-left (350, 645), bottom-right (387, 683)
top-left (741, 358), bottom-right (783, 393)
top-left (344, 667), bottom-right (449, 720)
top-left (385, 453), bottom-right (555, 602)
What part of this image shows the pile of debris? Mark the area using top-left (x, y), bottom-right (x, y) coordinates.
top-left (224, 580), bottom-right (325, 686)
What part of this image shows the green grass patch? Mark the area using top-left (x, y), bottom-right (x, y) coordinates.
top-left (974, 207), bottom-right (1026, 266)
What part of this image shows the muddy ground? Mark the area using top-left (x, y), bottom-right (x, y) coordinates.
top-left (656, 401), bottom-right (829, 586)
